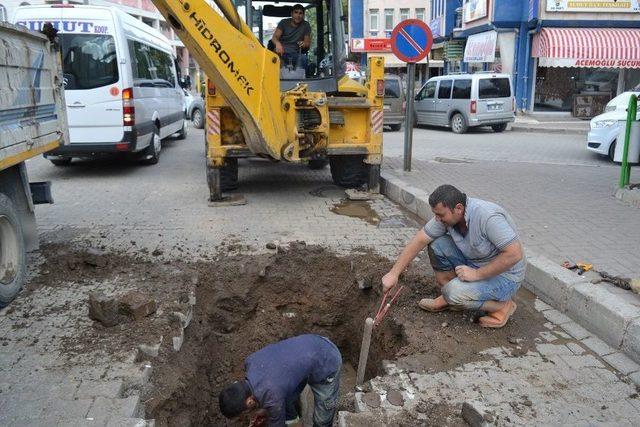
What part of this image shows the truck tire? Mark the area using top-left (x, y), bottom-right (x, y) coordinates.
top-left (329, 155), bottom-right (368, 188)
top-left (308, 159), bottom-right (328, 170)
top-left (0, 193), bottom-right (26, 308)
top-left (50, 157), bottom-right (72, 166)
top-left (192, 108), bottom-right (204, 129)
top-left (220, 158), bottom-right (239, 191)
top-left (141, 127), bottom-right (161, 165)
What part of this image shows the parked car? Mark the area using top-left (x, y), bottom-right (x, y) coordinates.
top-left (183, 89), bottom-right (205, 129)
top-left (413, 72), bottom-right (515, 134)
top-left (383, 74), bottom-right (405, 131)
top-left (587, 91), bottom-right (640, 161)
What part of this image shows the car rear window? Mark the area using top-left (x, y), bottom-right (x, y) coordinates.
top-left (438, 80), bottom-right (452, 99)
top-left (478, 78), bottom-right (511, 99)
top-left (385, 79), bottom-right (401, 98)
top-left (452, 79), bottom-right (472, 99)
top-left (61, 34), bottom-right (119, 90)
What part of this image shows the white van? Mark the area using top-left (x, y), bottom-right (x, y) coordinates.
top-left (13, 5), bottom-right (187, 165)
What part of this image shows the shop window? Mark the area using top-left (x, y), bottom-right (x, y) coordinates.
top-left (384, 9), bottom-right (394, 32)
top-left (369, 9), bottom-right (379, 32)
top-left (535, 67), bottom-right (618, 115)
top-left (478, 78), bottom-right (511, 99)
top-left (437, 79), bottom-right (452, 99)
top-left (623, 69), bottom-right (640, 92)
top-left (415, 8), bottom-right (425, 22)
top-left (400, 8), bottom-right (409, 21)
top-left (452, 79), bottom-right (472, 99)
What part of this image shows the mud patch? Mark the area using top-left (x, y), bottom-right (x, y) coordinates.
top-left (330, 200), bottom-right (380, 225)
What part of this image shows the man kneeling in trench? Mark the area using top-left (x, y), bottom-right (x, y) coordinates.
top-left (382, 184), bottom-right (525, 328)
top-left (219, 334), bottom-right (342, 426)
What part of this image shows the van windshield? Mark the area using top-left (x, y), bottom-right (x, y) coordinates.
top-left (385, 80), bottom-right (401, 98)
top-left (478, 78), bottom-right (511, 99)
top-left (61, 34), bottom-right (119, 90)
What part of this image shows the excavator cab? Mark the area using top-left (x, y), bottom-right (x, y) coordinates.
top-left (252, 0), bottom-right (347, 93)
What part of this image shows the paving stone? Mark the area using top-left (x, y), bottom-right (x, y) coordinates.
top-left (581, 337), bottom-right (616, 357)
top-left (602, 352), bottom-right (640, 375)
top-left (561, 321), bottom-right (592, 341)
top-left (536, 343), bottom-right (573, 356)
top-left (85, 396), bottom-right (141, 420)
top-left (74, 380), bottom-right (124, 399)
top-left (542, 309), bottom-right (572, 326)
top-left (558, 354), bottom-right (605, 370)
top-left (566, 342), bottom-right (586, 355)
top-left (533, 298), bottom-right (553, 312)
top-left (41, 398), bottom-right (94, 419)
top-left (628, 371), bottom-right (640, 387)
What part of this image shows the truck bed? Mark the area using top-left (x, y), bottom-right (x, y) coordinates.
top-left (0, 21), bottom-right (67, 170)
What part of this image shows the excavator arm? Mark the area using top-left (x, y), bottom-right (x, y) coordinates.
top-left (153, 0), bottom-right (288, 158)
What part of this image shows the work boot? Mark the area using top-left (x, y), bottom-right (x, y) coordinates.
top-left (418, 295), bottom-right (449, 312)
top-left (479, 300), bottom-right (517, 328)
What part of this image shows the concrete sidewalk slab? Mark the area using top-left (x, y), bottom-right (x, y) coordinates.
top-left (380, 170), bottom-right (640, 365)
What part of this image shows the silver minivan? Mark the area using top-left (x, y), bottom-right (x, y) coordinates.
top-left (414, 73), bottom-right (515, 134)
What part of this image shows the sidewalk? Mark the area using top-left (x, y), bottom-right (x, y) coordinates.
top-left (382, 158), bottom-right (640, 279)
top-left (510, 114), bottom-right (591, 135)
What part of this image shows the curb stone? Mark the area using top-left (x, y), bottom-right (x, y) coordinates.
top-left (614, 186), bottom-right (640, 208)
top-left (380, 171), bottom-right (640, 365)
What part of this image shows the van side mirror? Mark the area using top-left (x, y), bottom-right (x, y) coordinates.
top-left (179, 76), bottom-right (191, 89)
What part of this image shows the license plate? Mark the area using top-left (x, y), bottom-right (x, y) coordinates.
top-left (488, 104), bottom-right (503, 111)
top-left (383, 105), bottom-right (390, 110)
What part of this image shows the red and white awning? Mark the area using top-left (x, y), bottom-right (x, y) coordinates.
top-left (532, 28), bottom-right (640, 68)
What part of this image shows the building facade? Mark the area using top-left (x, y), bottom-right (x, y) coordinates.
top-left (349, 0), bottom-right (442, 86)
top-left (430, 0), bottom-right (640, 117)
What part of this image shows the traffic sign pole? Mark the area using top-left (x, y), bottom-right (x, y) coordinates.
top-left (403, 63), bottom-right (416, 172)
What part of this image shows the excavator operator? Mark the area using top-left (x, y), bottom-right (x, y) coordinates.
top-left (271, 4), bottom-right (311, 69)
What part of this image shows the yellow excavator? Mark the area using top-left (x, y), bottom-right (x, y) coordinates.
top-left (152, 0), bottom-right (384, 202)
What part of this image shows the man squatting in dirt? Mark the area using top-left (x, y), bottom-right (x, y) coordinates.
top-left (219, 334), bottom-right (342, 426)
top-left (383, 184), bottom-right (525, 328)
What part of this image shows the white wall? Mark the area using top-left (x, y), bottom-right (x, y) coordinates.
top-left (364, 0), bottom-right (431, 36)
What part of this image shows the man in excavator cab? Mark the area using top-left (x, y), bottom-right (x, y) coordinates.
top-left (271, 4), bottom-right (311, 72)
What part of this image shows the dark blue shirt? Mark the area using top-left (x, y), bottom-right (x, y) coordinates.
top-left (245, 334), bottom-right (341, 427)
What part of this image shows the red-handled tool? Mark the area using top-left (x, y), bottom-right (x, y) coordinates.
top-left (373, 285), bottom-right (403, 327)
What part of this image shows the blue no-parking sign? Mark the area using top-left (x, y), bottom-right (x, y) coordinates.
top-left (390, 19), bottom-right (433, 63)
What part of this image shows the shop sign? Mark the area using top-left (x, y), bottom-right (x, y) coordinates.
top-left (546, 0), bottom-right (640, 13)
top-left (444, 40), bottom-right (464, 60)
top-left (539, 57), bottom-right (640, 68)
top-left (463, 31), bottom-right (497, 63)
top-left (350, 38), bottom-right (392, 52)
top-left (464, 0), bottom-right (488, 23)
top-left (429, 16), bottom-right (443, 39)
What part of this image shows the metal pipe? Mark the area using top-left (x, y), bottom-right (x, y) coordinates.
top-left (356, 317), bottom-right (374, 385)
top-left (619, 94), bottom-right (637, 188)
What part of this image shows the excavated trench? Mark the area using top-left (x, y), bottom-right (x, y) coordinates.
top-left (145, 243), bottom-right (408, 426)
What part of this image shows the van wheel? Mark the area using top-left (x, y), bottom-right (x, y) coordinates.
top-left (176, 119), bottom-right (188, 140)
top-left (451, 113), bottom-right (468, 134)
top-left (192, 108), bottom-right (204, 129)
top-left (329, 155), bottom-right (368, 188)
top-left (491, 123), bottom-right (508, 133)
top-left (142, 128), bottom-right (161, 165)
top-left (0, 193), bottom-right (26, 308)
top-left (608, 140), bottom-right (617, 162)
top-left (50, 157), bottom-right (72, 166)
top-left (220, 158), bottom-right (239, 191)
top-left (389, 124), bottom-right (402, 131)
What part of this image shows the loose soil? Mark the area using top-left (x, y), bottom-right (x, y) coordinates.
top-left (23, 242), bottom-right (547, 426)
